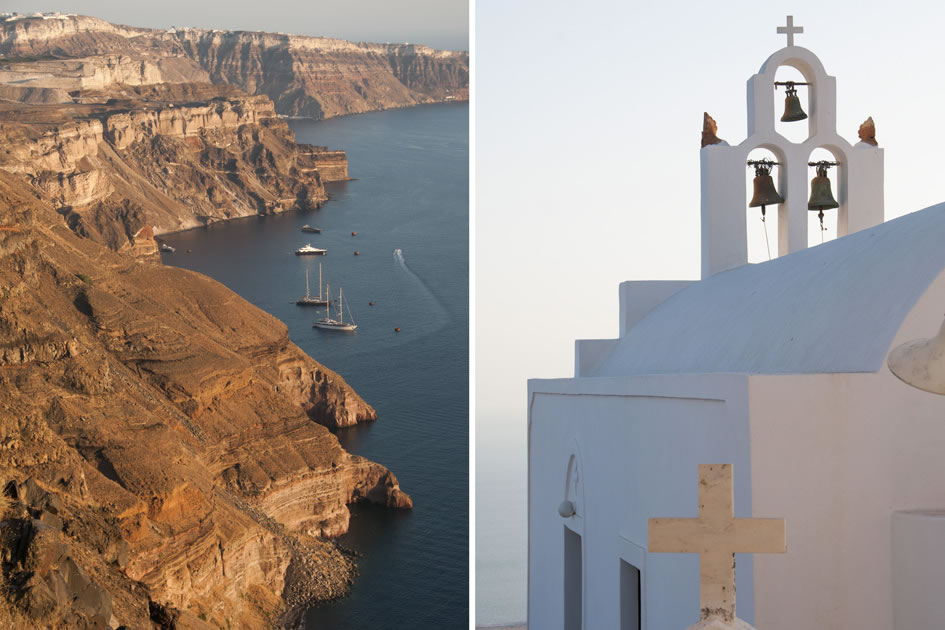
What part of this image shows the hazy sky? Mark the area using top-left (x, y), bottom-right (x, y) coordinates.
top-left (2, 0), bottom-right (469, 50)
top-left (477, 0), bottom-right (945, 420)
top-left (477, 1), bottom-right (945, 622)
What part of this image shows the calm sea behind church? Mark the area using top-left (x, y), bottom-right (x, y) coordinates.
top-left (162, 103), bottom-right (468, 629)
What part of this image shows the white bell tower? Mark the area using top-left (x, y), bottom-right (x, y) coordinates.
top-left (700, 16), bottom-right (884, 278)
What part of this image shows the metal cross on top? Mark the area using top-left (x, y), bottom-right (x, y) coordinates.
top-left (648, 464), bottom-right (786, 623)
top-left (777, 15), bottom-right (804, 47)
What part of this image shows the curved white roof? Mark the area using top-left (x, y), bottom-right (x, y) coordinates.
top-left (592, 203), bottom-right (945, 377)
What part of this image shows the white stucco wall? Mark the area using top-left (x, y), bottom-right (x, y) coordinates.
top-left (527, 374), bottom-right (757, 630)
top-left (748, 266), bottom-right (945, 629)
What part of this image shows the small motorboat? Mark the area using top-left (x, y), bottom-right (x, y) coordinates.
top-left (295, 243), bottom-right (327, 256)
top-left (160, 243), bottom-right (176, 253)
top-left (301, 225), bottom-right (322, 233)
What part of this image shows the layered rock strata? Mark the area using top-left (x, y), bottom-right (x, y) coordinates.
top-left (0, 154), bottom-right (410, 627)
top-left (0, 84), bottom-right (347, 252)
top-left (0, 13), bottom-right (469, 119)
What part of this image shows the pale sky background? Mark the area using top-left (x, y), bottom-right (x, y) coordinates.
top-left (476, 0), bottom-right (945, 624)
top-left (0, 0), bottom-right (469, 50)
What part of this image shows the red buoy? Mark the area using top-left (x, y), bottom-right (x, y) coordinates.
top-left (369, 301), bottom-right (375, 306)
top-left (351, 231), bottom-right (357, 236)
top-left (394, 327), bottom-right (401, 333)
top-left (354, 251), bottom-right (360, 256)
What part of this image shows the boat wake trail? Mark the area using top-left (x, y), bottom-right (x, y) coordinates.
top-left (393, 248), bottom-right (449, 325)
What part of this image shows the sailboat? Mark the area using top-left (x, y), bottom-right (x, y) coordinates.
top-left (313, 285), bottom-right (357, 332)
top-left (296, 265), bottom-right (329, 306)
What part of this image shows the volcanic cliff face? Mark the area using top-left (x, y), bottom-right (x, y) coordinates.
top-left (0, 173), bottom-right (410, 628)
top-left (0, 13), bottom-right (469, 119)
top-left (0, 82), bottom-right (344, 252)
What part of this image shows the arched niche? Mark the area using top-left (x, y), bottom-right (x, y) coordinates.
top-left (562, 451), bottom-right (585, 531)
top-left (773, 64), bottom-right (811, 144)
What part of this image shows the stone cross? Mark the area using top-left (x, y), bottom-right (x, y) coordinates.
top-left (648, 464), bottom-right (786, 623)
top-left (777, 15), bottom-right (804, 47)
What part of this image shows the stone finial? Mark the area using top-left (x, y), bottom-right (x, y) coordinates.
top-left (858, 117), bottom-right (877, 146)
top-left (701, 112), bottom-right (723, 148)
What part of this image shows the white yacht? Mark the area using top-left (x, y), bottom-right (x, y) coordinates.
top-left (295, 243), bottom-right (326, 256)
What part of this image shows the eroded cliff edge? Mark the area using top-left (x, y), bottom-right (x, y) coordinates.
top-left (0, 13), bottom-right (469, 119)
top-left (0, 82), bottom-right (345, 250)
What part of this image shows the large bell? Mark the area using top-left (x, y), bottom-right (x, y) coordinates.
top-left (808, 162), bottom-right (839, 231)
top-left (808, 173), bottom-right (839, 212)
top-left (780, 84), bottom-right (808, 122)
top-left (749, 173), bottom-right (784, 210)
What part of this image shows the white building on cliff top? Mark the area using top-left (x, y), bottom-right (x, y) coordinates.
top-left (527, 18), bottom-right (945, 630)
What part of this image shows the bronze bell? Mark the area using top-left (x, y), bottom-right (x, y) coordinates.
top-left (748, 161), bottom-right (784, 215)
top-left (808, 162), bottom-right (839, 230)
top-left (808, 169), bottom-right (839, 212)
top-left (780, 83), bottom-right (808, 122)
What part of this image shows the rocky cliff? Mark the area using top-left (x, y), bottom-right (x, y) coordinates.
top-left (0, 13), bottom-right (469, 119)
top-left (0, 82), bottom-right (345, 251)
top-left (0, 171), bottom-right (411, 628)
top-left (0, 12), bottom-right (442, 627)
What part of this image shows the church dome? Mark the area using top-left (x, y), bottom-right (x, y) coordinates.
top-left (592, 203), bottom-right (945, 377)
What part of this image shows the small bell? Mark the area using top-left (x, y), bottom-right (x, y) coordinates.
top-left (808, 161), bottom-right (839, 230)
top-left (748, 160), bottom-right (784, 217)
top-left (780, 82), bottom-right (808, 122)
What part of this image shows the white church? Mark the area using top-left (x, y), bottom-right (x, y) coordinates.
top-left (527, 17), bottom-right (945, 630)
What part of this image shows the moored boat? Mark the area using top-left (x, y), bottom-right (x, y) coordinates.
top-left (295, 243), bottom-right (326, 256)
top-left (313, 286), bottom-right (357, 332)
top-left (301, 225), bottom-right (322, 233)
top-left (296, 264), bottom-right (329, 306)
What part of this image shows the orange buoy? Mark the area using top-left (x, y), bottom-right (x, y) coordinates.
top-left (394, 328), bottom-right (401, 333)
top-left (369, 301), bottom-right (375, 306)
top-left (351, 231), bottom-right (357, 236)
top-left (186, 249), bottom-right (192, 253)
top-left (354, 251), bottom-right (360, 255)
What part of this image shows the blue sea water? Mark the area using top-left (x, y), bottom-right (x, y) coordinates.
top-left (162, 103), bottom-right (469, 629)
